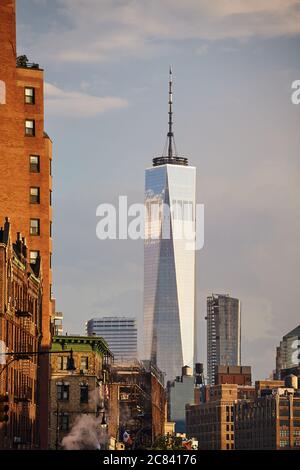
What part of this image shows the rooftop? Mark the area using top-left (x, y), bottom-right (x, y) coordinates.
top-left (51, 335), bottom-right (113, 357)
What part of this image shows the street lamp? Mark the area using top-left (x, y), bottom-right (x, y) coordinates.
top-left (66, 349), bottom-right (76, 372)
top-left (0, 349), bottom-right (76, 377)
top-left (100, 411), bottom-right (108, 429)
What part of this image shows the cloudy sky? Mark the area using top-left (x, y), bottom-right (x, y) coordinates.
top-left (16, 0), bottom-right (300, 380)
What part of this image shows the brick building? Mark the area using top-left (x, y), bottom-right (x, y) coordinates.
top-left (235, 377), bottom-right (300, 449)
top-left (0, 0), bottom-right (53, 447)
top-left (186, 384), bottom-right (255, 450)
top-left (108, 361), bottom-right (166, 448)
top-left (215, 365), bottom-right (252, 386)
top-left (0, 218), bottom-right (42, 449)
top-left (49, 335), bottom-right (112, 450)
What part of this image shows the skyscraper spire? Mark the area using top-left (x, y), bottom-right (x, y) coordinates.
top-left (168, 65), bottom-right (174, 158)
top-left (152, 66), bottom-right (188, 167)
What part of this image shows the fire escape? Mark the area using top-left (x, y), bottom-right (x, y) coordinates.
top-left (13, 284), bottom-right (36, 448)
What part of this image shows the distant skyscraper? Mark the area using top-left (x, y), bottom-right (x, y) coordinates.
top-left (143, 68), bottom-right (196, 382)
top-left (206, 294), bottom-right (241, 385)
top-left (86, 316), bottom-right (138, 363)
top-left (275, 325), bottom-right (300, 378)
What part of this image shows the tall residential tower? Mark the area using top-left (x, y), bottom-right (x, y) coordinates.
top-left (143, 69), bottom-right (196, 382)
top-left (206, 294), bottom-right (241, 385)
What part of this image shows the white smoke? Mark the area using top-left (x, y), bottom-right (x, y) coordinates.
top-left (61, 413), bottom-right (107, 450)
top-left (61, 385), bottom-right (108, 450)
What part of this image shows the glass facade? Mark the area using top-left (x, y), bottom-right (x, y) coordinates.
top-left (86, 316), bottom-right (138, 363)
top-left (143, 163), bottom-right (196, 382)
top-left (206, 294), bottom-right (241, 385)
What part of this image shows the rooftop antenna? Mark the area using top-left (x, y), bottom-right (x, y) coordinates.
top-left (168, 65), bottom-right (174, 158)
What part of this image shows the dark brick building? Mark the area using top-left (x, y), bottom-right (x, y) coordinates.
top-left (0, 218), bottom-right (42, 449)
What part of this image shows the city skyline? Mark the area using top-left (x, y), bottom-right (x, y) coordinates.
top-left (1, 0), bottom-right (300, 454)
top-left (14, 0), bottom-right (300, 381)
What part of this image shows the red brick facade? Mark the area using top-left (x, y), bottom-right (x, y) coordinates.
top-left (0, 218), bottom-right (42, 448)
top-left (0, 0), bottom-right (52, 448)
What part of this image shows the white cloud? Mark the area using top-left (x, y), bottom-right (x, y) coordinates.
top-left (44, 83), bottom-right (129, 117)
top-left (21, 0), bottom-right (300, 64)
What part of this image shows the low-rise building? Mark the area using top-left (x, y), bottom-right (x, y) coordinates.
top-left (235, 377), bottom-right (300, 449)
top-left (108, 360), bottom-right (166, 448)
top-left (186, 383), bottom-right (255, 450)
top-left (48, 335), bottom-right (112, 449)
top-left (167, 366), bottom-right (196, 433)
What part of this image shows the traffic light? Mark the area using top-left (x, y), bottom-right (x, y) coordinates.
top-left (0, 393), bottom-right (9, 423)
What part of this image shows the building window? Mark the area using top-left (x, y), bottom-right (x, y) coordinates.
top-left (30, 218), bottom-right (40, 235)
top-left (25, 119), bottom-right (35, 136)
top-left (50, 190), bottom-right (52, 206)
top-left (80, 384), bottom-right (89, 403)
top-left (30, 250), bottom-right (39, 264)
top-left (50, 159), bottom-right (52, 176)
top-left (50, 252), bottom-right (52, 268)
top-left (59, 412), bottom-right (69, 431)
top-left (30, 155), bottom-right (40, 173)
top-left (57, 383), bottom-right (69, 401)
top-left (57, 356), bottom-right (68, 371)
top-left (30, 187), bottom-right (40, 204)
top-left (0, 80), bottom-right (6, 104)
top-left (25, 87), bottom-right (35, 104)
top-left (50, 221), bottom-right (52, 237)
top-left (279, 440), bottom-right (289, 448)
top-left (80, 356), bottom-right (88, 371)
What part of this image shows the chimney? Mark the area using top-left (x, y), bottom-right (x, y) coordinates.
top-left (16, 232), bottom-right (22, 256)
top-left (22, 236), bottom-right (27, 260)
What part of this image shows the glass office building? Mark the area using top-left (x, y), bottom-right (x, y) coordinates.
top-left (143, 162), bottom-right (196, 383)
top-left (143, 69), bottom-right (196, 382)
top-left (86, 316), bottom-right (138, 363)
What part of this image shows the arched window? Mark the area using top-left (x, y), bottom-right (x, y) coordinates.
top-left (0, 80), bottom-right (6, 104)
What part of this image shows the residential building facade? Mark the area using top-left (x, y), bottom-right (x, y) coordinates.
top-left (108, 360), bottom-right (166, 448)
top-left (206, 294), bottom-right (241, 385)
top-left (186, 384), bottom-right (255, 450)
top-left (0, 218), bottom-right (42, 449)
top-left (235, 379), bottom-right (300, 449)
top-left (49, 335), bottom-right (112, 450)
top-left (0, 0), bottom-right (53, 447)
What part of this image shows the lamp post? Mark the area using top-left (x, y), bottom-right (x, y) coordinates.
top-left (99, 409), bottom-right (108, 450)
top-left (0, 349), bottom-right (76, 378)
